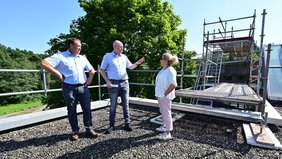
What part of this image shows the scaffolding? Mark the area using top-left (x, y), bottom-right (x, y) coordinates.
top-left (194, 10), bottom-right (259, 91)
top-left (181, 9), bottom-right (271, 115)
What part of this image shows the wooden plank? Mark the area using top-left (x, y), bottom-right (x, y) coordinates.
top-left (129, 97), bottom-right (262, 123)
top-left (128, 97), bottom-right (280, 126)
top-left (265, 100), bottom-right (282, 126)
top-left (175, 83), bottom-right (261, 105)
top-left (250, 123), bottom-right (275, 146)
top-left (243, 124), bottom-right (282, 149)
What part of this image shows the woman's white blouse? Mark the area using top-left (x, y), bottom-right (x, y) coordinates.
top-left (155, 66), bottom-right (177, 100)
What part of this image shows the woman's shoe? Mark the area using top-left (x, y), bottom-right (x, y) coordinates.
top-left (156, 126), bottom-right (166, 132)
top-left (159, 132), bottom-right (172, 140)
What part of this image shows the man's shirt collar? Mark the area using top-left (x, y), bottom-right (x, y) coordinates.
top-left (111, 51), bottom-right (122, 57)
top-left (66, 50), bottom-right (81, 57)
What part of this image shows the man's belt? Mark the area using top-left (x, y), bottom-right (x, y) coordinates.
top-left (63, 82), bottom-right (85, 86)
top-left (109, 79), bottom-right (128, 83)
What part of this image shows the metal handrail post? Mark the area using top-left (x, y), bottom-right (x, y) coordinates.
top-left (98, 65), bottom-right (101, 101)
top-left (180, 33), bottom-right (185, 103)
top-left (42, 69), bottom-right (47, 96)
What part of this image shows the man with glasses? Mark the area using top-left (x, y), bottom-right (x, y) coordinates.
top-left (40, 38), bottom-right (99, 141)
top-left (100, 40), bottom-right (144, 134)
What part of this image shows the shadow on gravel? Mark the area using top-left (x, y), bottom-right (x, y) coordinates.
top-left (172, 113), bottom-right (252, 155)
top-left (57, 132), bottom-right (159, 159)
top-left (0, 133), bottom-right (69, 153)
top-left (94, 107), bottom-right (159, 133)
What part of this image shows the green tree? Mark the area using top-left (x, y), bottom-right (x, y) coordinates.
top-left (44, 0), bottom-right (195, 107)
top-left (0, 44), bottom-right (45, 105)
top-left (76, 0), bottom-right (186, 69)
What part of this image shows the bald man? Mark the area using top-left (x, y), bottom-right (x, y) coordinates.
top-left (100, 40), bottom-right (144, 134)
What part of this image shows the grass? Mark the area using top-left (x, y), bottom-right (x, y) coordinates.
top-left (0, 101), bottom-right (43, 116)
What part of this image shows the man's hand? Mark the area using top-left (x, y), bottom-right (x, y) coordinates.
top-left (135, 57), bottom-right (145, 65)
top-left (59, 73), bottom-right (64, 82)
top-left (106, 80), bottom-right (112, 90)
top-left (85, 79), bottom-right (92, 86)
top-left (85, 68), bottom-right (95, 86)
top-left (130, 57), bottom-right (145, 70)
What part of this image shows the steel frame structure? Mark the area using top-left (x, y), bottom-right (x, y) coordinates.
top-left (198, 10), bottom-right (260, 90)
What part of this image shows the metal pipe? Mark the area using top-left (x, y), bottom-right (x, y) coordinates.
top-left (180, 33), bottom-right (185, 103)
top-left (128, 70), bottom-right (159, 73)
top-left (251, 9), bottom-right (256, 38)
top-left (264, 112), bottom-right (268, 125)
top-left (257, 9), bottom-right (267, 94)
top-left (261, 44), bottom-right (271, 118)
top-left (129, 83), bottom-right (155, 86)
top-left (0, 69), bottom-right (97, 73)
top-left (204, 28), bottom-right (253, 36)
top-left (42, 69), bottom-right (47, 96)
top-left (203, 31), bottom-right (209, 90)
top-left (205, 15), bottom-right (255, 25)
top-left (0, 85), bottom-right (115, 97)
top-left (0, 69), bottom-right (40, 72)
top-left (203, 19), bottom-right (206, 59)
top-left (269, 66), bottom-right (282, 68)
top-left (98, 65), bottom-right (101, 100)
top-left (225, 21), bottom-right (227, 39)
top-left (0, 68), bottom-right (203, 97)
top-left (219, 17), bottom-right (226, 32)
top-left (217, 51), bottom-right (223, 84)
top-left (0, 90), bottom-right (47, 96)
top-left (129, 69), bottom-right (181, 74)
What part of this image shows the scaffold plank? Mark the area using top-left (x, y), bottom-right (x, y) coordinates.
top-left (175, 83), bottom-right (261, 105)
top-left (129, 97), bottom-right (262, 123)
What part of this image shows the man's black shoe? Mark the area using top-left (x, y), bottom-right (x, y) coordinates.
top-left (70, 132), bottom-right (79, 141)
top-left (87, 130), bottom-right (100, 138)
top-left (105, 126), bottom-right (115, 134)
top-left (124, 124), bottom-right (133, 132)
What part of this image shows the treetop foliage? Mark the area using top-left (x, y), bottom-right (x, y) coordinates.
top-left (48, 0), bottom-right (188, 70)
top-left (1, 0), bottom-right (197, 107)
top-left (0, 44), bottom-right (46, 105)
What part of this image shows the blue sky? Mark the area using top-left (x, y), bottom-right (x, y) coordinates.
top-left (168, 0), bottom-right (282, 54)
top-left (0, 0), bottom-right (281, 54)
top-left (0, 0), bottom-right (85, 54)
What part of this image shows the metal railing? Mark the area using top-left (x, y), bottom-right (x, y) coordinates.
top-left (0, 67), bottom-right (196, 100)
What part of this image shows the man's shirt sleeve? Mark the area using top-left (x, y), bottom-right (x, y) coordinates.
top-left (100, 54), bottom-right (108, 70)
top-left (44, 53), bottom-right (60, 67)
top-left (125, 56), bottom-right (133, 69)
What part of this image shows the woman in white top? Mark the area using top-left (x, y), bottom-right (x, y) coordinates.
top-left (155, 52), bottom-right (178, 140)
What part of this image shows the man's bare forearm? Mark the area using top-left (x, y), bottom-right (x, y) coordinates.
top-left (99, 68), bottom-right (109, 83)
top-left (40, 60), bottom-right (64, 81)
